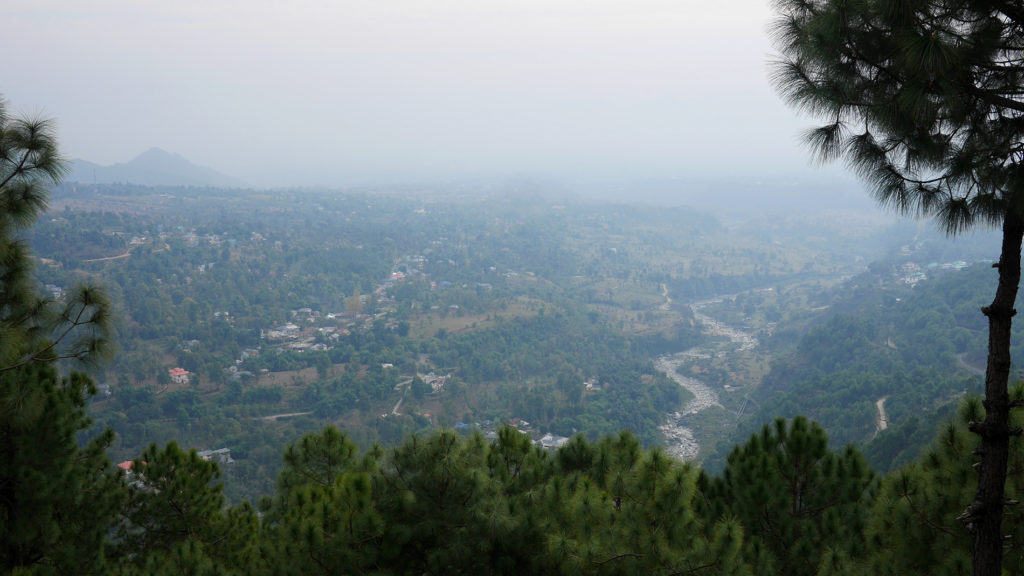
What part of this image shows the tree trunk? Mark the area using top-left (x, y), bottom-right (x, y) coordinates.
top-left (962, 212), bottom-right (1024, 576)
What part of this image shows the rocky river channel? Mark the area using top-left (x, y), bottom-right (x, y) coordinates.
top-left (657, 297), bottom-right (760, 461)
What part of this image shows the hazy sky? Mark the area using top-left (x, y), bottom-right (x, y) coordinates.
top-left (2, 0), bottom-right (846, 188)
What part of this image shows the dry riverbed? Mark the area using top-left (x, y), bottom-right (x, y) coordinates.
top-left (657, 296), bottom-right (759, 461)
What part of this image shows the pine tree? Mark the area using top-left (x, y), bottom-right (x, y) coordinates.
top-left (259, 425), bottom-right (378, 523)
top-left (770, 3), bottom-right (1024, 573)
top-left (375, 430), bottom-right (511, 574)
top-left (0, 366), bottom-right (124, 574)
top-left (0, 95), bottom-right (121, 574)
top-left (262, 466), bottom-right (383, 575)
top-left (700, 417), bottom-right (873, 576)
top-left (276, 425), bottom-right (363, 490)
top-left (113, 442), bottom-right (253, 570)
top-left (863, 414), bottom-right (977, 575)
top-left (542, 432), bottom-right (750, 576)
top-left (0, 99), bottom-right (114, 371)
top-left (863, 393), bottom-right (1024, 575)
top-left (486, 423), bottom-right (551, 493)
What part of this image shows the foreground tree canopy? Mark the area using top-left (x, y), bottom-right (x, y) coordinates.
top-left (771, 1), bottom-right (1024, 573)
top-left (0, 100), bottom-right (113, 372)
top-left (0, 97), bottom-right (120, 573)
top-left (15, 413), bottom-right (1024, 575)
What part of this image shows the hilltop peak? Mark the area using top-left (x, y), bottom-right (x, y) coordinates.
top-left (66, 149), bottom-right (245, 188)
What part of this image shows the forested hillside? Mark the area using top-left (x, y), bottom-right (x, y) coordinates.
top-left (704, 261), bottom-right (1005, 473)
top-left (28, 181), bottom-right (904, 500)
top-left (13, 181), bottom-right (1024, 576)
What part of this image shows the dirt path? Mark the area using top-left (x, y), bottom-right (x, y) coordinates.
top-left (391, 388), bottom-right (407, 416)
top-left (84, 251), bottom-right (132, 263)
top-left (957, 353), bottom-right (985, 377)
top-left (254, 411), bottom-right (312, 422)
top-left (873, 396), bottom-right (889, 439)
top-left (83, 244), bottom-right (143, 263)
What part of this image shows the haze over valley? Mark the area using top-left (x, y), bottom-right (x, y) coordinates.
top-left (6, 1), bottom-right (1024, 574)
top-left (34, 178), bottom-right (1000, 499)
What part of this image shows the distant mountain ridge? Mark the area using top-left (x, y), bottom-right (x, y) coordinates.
top-left (66, 148), bottom-right (245, 187)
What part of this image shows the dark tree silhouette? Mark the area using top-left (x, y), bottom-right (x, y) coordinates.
top-left (0, 97), bottom-right (114, 371)
top-left (0, 96), bottom-right (121, 573)
top-left (770, 2), bottom-right (1024, 573)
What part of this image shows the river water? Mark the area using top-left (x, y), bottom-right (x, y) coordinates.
top-left (657, 296), bottom-right (759, 461)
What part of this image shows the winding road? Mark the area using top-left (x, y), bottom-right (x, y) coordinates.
top-left (957, 353), bottom-right (985, 377)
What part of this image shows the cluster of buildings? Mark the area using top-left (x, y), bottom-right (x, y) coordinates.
top-left (418, 372), bottom-right (450, 393)
top-left (897, 260), bottom-right (972, 287)
top-left (480, 427), bottom-right (571, 451)
top-left (469, 418), bottom-right (571, 451)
